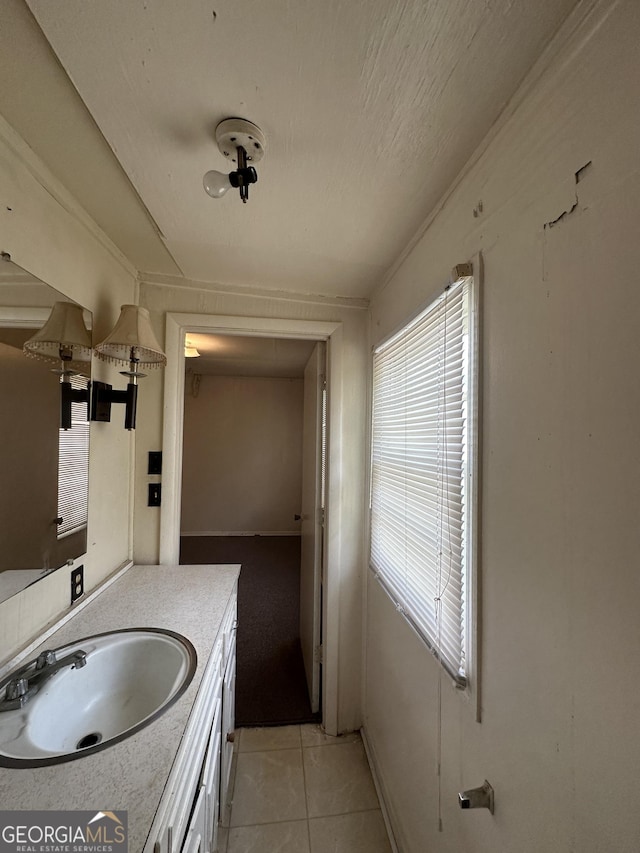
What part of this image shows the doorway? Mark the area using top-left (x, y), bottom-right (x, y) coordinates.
top-left (177, 334), bottom-right (324, 726)
top-left (161, 312), bottom-right (343, 734)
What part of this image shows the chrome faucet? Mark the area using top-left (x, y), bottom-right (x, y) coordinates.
top-left (0, 648), bottom-right (87, 712)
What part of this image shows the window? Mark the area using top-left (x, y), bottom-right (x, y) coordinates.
top-left (57, 375), bottom-right (90, 538)
top-left (370, 274), bottom-right (477, 685)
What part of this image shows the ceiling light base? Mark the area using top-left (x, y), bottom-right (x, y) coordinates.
top-left (215, 118), bottom-right (266, 165)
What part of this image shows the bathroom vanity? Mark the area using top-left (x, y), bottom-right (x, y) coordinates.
top-left (0, 563), bottom-right (240, 853)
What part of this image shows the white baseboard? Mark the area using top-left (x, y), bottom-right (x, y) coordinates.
top-left (180, 531), bottom-right (301, 537)
top-left (361, 726), bottom-right (401, 853)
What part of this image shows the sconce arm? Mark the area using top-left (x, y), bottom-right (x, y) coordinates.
top-left (90, 381), bottom-right (138, 431)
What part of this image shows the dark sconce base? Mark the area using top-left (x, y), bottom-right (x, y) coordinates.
top-left (60, 378), bottom-right (90, 431)
top-left (58, 379), bottom-right (139, 431)
top-left (90, 380), bottom-right (139, 431)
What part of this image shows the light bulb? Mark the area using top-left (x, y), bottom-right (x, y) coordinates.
top-left (203, 170), bottom-right (232, 198)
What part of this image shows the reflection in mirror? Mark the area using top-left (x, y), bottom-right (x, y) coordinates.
top-left (0, 257), bottom-right (91, 605)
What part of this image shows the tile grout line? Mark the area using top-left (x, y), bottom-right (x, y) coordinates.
top-left (309, 807), bottom-right (385, 821)
top-left (224, 818), bottom-right (310, 829)
top-left (225, 807), bottom-right (384, 830)
top-left (296, 717), bottom-right (309, 849)
top-left (300, 736), bottom-right (313, 852)
top-left (239, 745), bottom-right (303, 754)
top-left (237, 723), bottom-right (305, 754)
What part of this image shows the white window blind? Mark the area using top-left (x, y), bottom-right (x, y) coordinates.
top-left (370, 276), bottom-right (475, 685)
top-left (57, 375), bottom-right (90, 538)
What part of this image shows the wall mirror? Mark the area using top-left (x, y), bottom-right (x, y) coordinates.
top-left (0, 256), bottom-right (91, 605)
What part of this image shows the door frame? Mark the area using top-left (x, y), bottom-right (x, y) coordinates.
top-left (160, 312), bottom-right (343, 734)
top-left (300, 340), bottom-right (326, 714)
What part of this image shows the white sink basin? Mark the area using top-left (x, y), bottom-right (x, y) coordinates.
top-left (0, 628), bottom-right (197, 767)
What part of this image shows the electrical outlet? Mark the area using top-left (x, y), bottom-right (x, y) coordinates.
top-left (71, 565), bottom-right (84, 604)
top-left (148, 483), bottom-right (162, 507)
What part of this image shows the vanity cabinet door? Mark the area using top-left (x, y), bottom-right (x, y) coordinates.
top-left (181, 787), bottom-right (206, 853)
top-left (148, 638), bottom-right (223, 853)
top-left (220, 641), bottom-right (236, 820)
top-left (146, 588), bottom-right (238, 853)
top-left (165, 657), bottom-right (222, 850)
top-left (202, 698), bottom-right (222, 852)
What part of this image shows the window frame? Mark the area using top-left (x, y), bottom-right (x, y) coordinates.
top-left (369, 271), bottom-right (480, 692)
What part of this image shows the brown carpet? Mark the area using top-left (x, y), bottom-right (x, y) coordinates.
top-left (180, 535), bottom-right (319, 727)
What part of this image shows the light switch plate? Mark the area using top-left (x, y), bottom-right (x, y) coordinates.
top-left (148, 451), bottom-right (163, 475)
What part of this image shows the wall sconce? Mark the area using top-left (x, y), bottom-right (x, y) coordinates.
top-left (203, 118), bottom-right (266, 204)
top-left (22, 301), bottom-right (92, 430)
top-left (23, 303), bottom-right (165, 431)
top-left (93, 305), bottom-right (166, 431)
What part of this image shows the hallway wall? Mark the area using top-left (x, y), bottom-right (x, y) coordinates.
top-left (181, 375), bottom-right (303, 535)
top-left (364, 2), bottom-right (640, 852)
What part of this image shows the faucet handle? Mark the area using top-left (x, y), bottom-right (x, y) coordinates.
top-left (35, 650), bottom-right (57, 670)
top-left (72, 651), bottom-right (87, 668)
top-left (5, 677), bottom-right (29, 701)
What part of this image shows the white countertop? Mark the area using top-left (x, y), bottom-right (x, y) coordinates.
top-left (0, 563), bottom-right (240, 851)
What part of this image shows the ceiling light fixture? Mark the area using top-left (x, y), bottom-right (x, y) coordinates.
top-left (203, 118), bottom-right (266, 204)
top-left (184, 340), bottom-right (200, 358)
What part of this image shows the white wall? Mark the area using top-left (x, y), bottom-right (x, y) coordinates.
top-left (181, 374), bottom-right (304, 534)
top-left (364, 2), bottom-right (640, 852)
top-left (0, 117), bottom-right (136, 663)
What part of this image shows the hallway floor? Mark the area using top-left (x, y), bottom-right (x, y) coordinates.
top-left (218, 724), bottom-right (393, 853)
top-left (180, 536), bottom-right (317, 726)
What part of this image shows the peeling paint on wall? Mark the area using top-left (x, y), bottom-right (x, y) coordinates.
top-left (544, 160), bottom-right (592, 228)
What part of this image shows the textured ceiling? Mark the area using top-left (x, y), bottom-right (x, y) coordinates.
top-left (23, 0), bottom-right (579, 299)
top-left (0, 0), bottom-right (180, 277)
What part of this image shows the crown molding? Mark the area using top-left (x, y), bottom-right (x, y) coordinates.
top-left (139, 271), bottom-right (370, 310)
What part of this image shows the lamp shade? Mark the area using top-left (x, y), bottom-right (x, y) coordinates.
top-left (23, 301), bottom-right (92, 371)
top-left (94, 305), bottom-right (166, 367)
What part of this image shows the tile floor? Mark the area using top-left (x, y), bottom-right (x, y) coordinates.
top-left (217, 724), bottom-right (393, 853)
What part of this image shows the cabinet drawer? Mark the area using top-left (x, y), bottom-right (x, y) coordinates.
top-left (202, 708), bottom-right (222, 853)
top-left (163, 686), bottom-right (221, 850)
